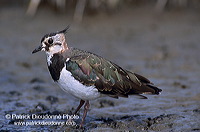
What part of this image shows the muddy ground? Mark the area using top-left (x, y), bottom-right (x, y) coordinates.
top-left (0, 4), bottom-right (200, 132)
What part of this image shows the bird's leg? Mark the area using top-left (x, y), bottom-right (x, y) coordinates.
top-left (80, 100), bottom-right (90, 128)
top-left (73, 99), bottom-right (85, 115)
top-left (67, 100), bottom-right (85, 125)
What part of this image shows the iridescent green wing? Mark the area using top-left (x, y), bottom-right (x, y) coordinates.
top-left (66, 53), bottom-right (134, 98)
top-left (66, 52), bottom-right (161, 98)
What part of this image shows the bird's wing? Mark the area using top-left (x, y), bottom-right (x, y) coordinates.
top-left (66, 53), bottom-right (161, 98)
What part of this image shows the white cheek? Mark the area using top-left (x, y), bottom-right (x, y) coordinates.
top-left (49, 45), bottom-right (62, 53)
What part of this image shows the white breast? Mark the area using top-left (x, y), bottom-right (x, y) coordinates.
top-left (57, 65), bottom-right (102, 100)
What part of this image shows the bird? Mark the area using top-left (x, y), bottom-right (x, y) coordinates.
top-left (32, 26), bottom-right (162, 127)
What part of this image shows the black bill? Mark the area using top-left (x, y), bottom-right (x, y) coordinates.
top-left (32, 45), bottom-right (43, 54)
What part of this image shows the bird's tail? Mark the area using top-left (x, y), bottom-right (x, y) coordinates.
top-left (126, 71), bottom-right (162, 95)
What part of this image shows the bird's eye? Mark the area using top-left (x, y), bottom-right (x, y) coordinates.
top-left (48, 38), bottom-right (53, 44)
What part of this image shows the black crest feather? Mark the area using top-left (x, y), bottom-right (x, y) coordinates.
top-left (58, 25), bottom-right (70, 34)
top-left (41, 25), bottom-right (70, 43)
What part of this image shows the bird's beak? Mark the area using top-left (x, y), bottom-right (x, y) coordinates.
top-left (32, 45), bottom-right (43, 54)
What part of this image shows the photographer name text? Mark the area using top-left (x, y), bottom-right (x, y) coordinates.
top-left (5, 113), bottom-right (79, 120)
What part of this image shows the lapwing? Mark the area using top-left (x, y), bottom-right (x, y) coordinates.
top-left (32, 26), bottom-right (162, 127)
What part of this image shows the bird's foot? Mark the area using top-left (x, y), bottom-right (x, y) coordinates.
top-left (79, 122), bottom-right (84, 128)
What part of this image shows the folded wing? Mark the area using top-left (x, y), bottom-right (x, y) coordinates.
top-left (66, 53), bottom-right (162, 99)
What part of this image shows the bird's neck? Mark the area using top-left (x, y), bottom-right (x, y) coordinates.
top-left (46, 48), bottom-right (71, 66)
top-left (46, 53), bottom-right (65, 81)
top-left (46, 52), bottom-right (54, 66)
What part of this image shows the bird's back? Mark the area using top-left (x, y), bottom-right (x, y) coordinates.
top-left (64, 47), bottom-right (162, 99)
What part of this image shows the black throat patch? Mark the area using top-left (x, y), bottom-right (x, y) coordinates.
top-left (48, 53), bottom-right (65, 81)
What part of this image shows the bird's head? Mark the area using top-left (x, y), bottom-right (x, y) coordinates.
top-left (32, 26), bottom-right (69, 55)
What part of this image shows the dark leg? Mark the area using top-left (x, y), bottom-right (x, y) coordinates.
top-left (80, 100), bottom-right (90, 128)
top-left (66, 100), bottom-right (85, 127)
top-left (73, 100), bottom-right (85, 115)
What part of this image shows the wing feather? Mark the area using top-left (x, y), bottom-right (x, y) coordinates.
top-left (66, 52), bottom-right (161, 98)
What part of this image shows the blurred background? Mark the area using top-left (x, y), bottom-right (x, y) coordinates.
top-left (0, 0), bottom-right (200, 131)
